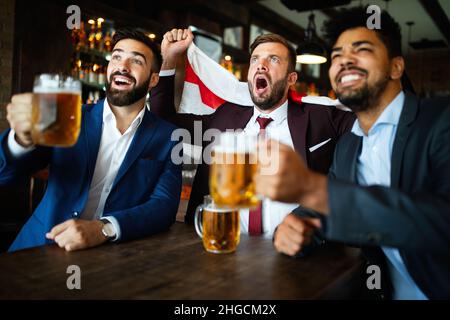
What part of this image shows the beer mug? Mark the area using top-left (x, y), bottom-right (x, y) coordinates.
top-left (195, 195), bottom-right (240, 254)
top-left (31, 74), bottom-right (82, 147)
top-left (209, 132), bottom-right (260, 209)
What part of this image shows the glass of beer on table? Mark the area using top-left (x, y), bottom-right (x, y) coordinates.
top-left (31, 74), bottom-right (82, 147)
top-left (195, 195), bottom-right (240, 254)
top-left (209, 131), bottom-right (260, 209)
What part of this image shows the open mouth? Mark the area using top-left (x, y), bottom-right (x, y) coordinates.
top-left (337, 70), bottom-right (367, 88)
top-left (254, 75), bottom-right (269, 94)
top-left (112, 75), bottom-right (135, 89)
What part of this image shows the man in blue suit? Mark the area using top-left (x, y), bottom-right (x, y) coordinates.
top-left (0, 28), bottom-right (182, 252)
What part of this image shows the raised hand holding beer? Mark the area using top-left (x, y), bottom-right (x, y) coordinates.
top-left (31, 74), bottom-right (81, 147)
top-left (6, 74), bottom-right (82, 148)
top-left (6, 93), bottom-right (34, 147)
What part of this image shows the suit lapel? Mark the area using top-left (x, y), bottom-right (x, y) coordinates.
top-left (235, 106), bottom-right (254, 130)
top-left (287, 102), bottom-right (308, 161)
top-left (112, 109), bottom-right (158, 187)
top-left (346, 135), bottom-right (362, 183)
top-left (83, 100), bottom-right (104, 179)
top-left (390, 92), bottom-right (419, 188)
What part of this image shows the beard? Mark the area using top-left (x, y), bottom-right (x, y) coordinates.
top-left (248, 76), bottom-right (288, 110)
top-left (336, 71), bottom-right (390, 113)
top-left (106, 72), bottom-right (151, 107)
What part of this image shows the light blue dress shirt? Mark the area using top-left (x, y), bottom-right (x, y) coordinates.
top-left (351, 91), bottom-right (428, 300)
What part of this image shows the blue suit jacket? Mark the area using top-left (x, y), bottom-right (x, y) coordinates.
top-left (0, 99), bottom-right (182, 252)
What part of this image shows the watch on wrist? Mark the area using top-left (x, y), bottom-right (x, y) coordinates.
top-left (100, 218), bottom-right (116, 240)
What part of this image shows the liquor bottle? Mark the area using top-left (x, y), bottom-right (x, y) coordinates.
top-left (97, 65), bottom-right (106, 86)
top-left (77, 21), bottom-right (86, 51)
top-left (95, 18), bottom-right (104, 51)
top-left (103, 31), bottom-right (112, 52)
top-left (88, 20), bottom-right (96, 50)
top-left (89, 64), bottom-right (99, 84)
top-left (70, 26), bottom-right (79, 49)
top-left (71, 58), bottom-right (82, 79)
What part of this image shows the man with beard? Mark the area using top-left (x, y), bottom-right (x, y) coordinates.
top-left (0, 29), bottom-right (182, 252)
top-left (255, 7), bottom-right (450, 299)
top-left (151, 29), bottom-right (355, 237)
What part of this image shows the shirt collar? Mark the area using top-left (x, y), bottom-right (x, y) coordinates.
top-left (351, 91), bottom-right (405, 137)
top-left (103, 99), bottom-right (148, 132)
top-left (252, 99), bottom-right (289, 126)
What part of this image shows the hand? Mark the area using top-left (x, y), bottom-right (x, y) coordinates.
top-left (161, 28), bottom-right (194, 70)
top-left (46, 219), bottom-right (108, 251)
top-left (6, 93), bottom-right (34, 147)
top-left (255, 139), bottom-right (330, 214)
top-left (273, 213), bottom-right (322, 256)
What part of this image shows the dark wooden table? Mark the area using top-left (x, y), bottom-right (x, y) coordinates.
top-left (0, 223), bottom-right (365, 299)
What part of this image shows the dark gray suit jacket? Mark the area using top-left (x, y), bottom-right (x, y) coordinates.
top-left (325, 91), bottom-right (450, 299)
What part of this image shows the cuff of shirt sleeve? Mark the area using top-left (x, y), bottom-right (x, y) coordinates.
top-left (159, 69), bottom-right (176, 77)
top-left (7, 129), bottom-right (35, 157)
top-left (101, 215), bottom-right (121, 242)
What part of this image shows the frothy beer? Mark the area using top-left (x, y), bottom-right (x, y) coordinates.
top-left (201, 207), bottom-right (240, 253)
top-left (209, 132), bottom-right (260, 208)
top-left (210, 151), bottom-right (259, 208)
top-left (31, 75), bottom-right (81, 147)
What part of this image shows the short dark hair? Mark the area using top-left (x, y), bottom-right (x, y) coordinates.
top-left (112, 28), bottom-right (162, 72)
top-left (250, 34), bottom-right (297, 73)
top-left (323, 6), bottom-right (402, 58)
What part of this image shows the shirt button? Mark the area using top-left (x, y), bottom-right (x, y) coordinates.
top-left (72, 211), bottom-right (79, 217)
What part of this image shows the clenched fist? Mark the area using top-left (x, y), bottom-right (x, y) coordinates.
top-left (46, 219), bottom-right (109, 251)
top-left (273, 213), bottom-right (321, 256)
top-left (161, 28), bottom-right (194, 70)
top-left (6, 93), bottom-right (34, 147)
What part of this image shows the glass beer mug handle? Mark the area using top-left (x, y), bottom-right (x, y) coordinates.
top-left (194, 205), bottom-right (204, 238)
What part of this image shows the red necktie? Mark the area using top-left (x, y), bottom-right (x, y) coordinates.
top-left (248, 116), bottom-right (273, 236)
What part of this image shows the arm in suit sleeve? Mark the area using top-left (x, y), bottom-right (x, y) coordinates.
top-left (149, 75), bottom-right (213, 145)
top-left (102, 140), bottom-right (182, 242)
top-left (325, 108), bottom-right (450, 253)
top-left (0, 129), bottom-right (52, 185)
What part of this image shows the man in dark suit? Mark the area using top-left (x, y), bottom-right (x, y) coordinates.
top-left (256, 8), bottom-right (450, 299)
top-left (151, 29), bottom-right (355, 237)
top-left (0, 29), bottom-right (182, 252)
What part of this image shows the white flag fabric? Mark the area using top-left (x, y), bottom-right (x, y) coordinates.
top-left (178, 43), bottom-right (350, 115)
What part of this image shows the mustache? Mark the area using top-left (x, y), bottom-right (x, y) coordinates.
top-left (109, 71), bottom-right (136, 84)
top-left (336, 66), bottom-right (368, 82)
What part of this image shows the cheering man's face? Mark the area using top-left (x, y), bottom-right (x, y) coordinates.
top-left (328, 27), bottom-right (403, 113)
top-left (106, 39), bottom-right (157, 106)
top-left (247, 42), bottom-right (297, 111)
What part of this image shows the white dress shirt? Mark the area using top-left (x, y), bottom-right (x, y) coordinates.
top-left (241, 100), bottom-right (299, 237)
top-left (7, 99), bottom-right (148, 241)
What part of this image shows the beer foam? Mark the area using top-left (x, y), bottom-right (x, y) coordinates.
top-left (203, 206), bottom-right (238, 213)
top-left (33, 88), bottom-right (81, 94)
top-left (33, 75), bottom-right (81, 94)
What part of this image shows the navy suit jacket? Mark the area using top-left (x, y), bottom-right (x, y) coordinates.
top-left (0, 99), bottom-right (182, 252)
top-left (326, 92), bottom-right (450, 299)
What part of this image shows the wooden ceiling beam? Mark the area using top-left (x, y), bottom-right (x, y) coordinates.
top-left (419, 0), bottom-right (450, 45)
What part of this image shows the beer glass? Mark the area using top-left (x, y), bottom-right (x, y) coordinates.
top-left (209, 132), bottom-right (260, 209)
top-left (31, 74), bottom-right (82, 147)
top-left (195, 195), bottom-right (240, 254)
